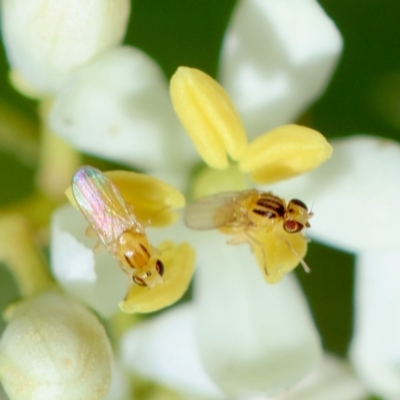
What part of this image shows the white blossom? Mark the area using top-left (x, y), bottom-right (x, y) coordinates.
top-left (46, 0), bottom-right (342, 186)
top-left (1, 0), bottom-right (130, 95)
top-left (51, 205), bottom-right (127, 318)
top-left (48, 46), bottom-right (197, 182)
top-left (45, 0), bottom-right (367, 398)
top-left (350, 250), bottom-right (400, 399)
top-left (267, 354), bottom-right (368, 400)
top-left (121, 219), bottom-right (322, 398)
top-left (267, 136), bottom-right (400, 398)
top-left (220, 0), bottom-right (342, 140)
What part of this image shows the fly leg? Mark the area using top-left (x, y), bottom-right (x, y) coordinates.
top-left (85, 225), bottom-right (97, 237)
top-left (85, 225), bottom-right (103, 253)
top-left (245, 231), bottom-right (269, 276)
top-left (278, 234), bottom-right (311, 273)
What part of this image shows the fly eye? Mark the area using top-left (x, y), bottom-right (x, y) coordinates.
top-left (133, 276), bottom-right (147, 287)
top-left (284, 220), bottom-right (304, 233)
top-left (289, 199), bottom-right (308, 210)
top-left (155, 259), bottom-right (164, 276)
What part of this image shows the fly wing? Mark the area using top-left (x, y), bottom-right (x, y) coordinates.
top-left (184, 191), bottom-right (248, 230)
top-left (72, 166), bottom-right (141, 246)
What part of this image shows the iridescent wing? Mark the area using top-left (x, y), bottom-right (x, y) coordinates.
top-left (72, 166), bottom-right (143, 247)
top-left (184, 191), bottom-right (252, 230)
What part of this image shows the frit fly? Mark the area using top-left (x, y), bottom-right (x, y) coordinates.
top-left (72, 166), bottom-right (164, 288)
top-left (184, 189), bottom-right (312, 275)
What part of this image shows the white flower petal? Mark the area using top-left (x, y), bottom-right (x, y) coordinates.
top-left (263, 136), bottom-right (400, 252)
top-left (1, 0), bottom-right (130, 94)
top-left (266, 354), bottom-right (368, 400)
top-left (350, 249), bottom-right (400, 399)
top-left (120, 303), bottom-right (224, 399)
top-left (49, 46), bottom-right (198, 173)
top-left (194, 230), bottom-right (322, 397)
top-left (146, 212), bottom-right (198, 246)
top-left (51, 205), bottom-right (127, 317)
top-left (220, 0), bottom-right (342, 139)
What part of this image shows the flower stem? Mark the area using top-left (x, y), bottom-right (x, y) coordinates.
top-left (0, 214), bottom-right (54, 298)
top-left (36, 99), bottom-right (81, 200)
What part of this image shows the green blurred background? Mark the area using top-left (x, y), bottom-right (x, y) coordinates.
top-left (0, 1), bottom-right (399, 398)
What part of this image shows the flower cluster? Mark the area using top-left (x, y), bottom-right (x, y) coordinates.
top-left (0, 1), bottom-right (399, 400)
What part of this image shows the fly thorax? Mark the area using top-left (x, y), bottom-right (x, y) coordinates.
top-left (249, 193), bottom-right (285, 228)
top-left (117, 231), bottom-right (151, 270)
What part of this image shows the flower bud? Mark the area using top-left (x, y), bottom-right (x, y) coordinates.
top-left (0, 292), bottom-right (112, 400)
top-left (1, 0), bottom-right (130, 95)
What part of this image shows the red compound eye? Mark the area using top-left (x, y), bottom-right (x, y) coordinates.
top-left (284, 220), bottom-right (304, 233)
top-left (155, 259), bottom-right (164, 276)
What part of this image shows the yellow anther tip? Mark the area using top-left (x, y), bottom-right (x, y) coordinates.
top-left (106, 170), bottom-right (185, 226)
top-left (170, 67), bottom-right (248, 169)
top-left (239, 124), bottom-right (332, 184)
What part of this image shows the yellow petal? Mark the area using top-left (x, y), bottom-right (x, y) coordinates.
top-left (170, 67), bottom-right (248, 169)
top-left (239, 124), bottom-right (333, 184)
top-left (66, 169), bottom-right (185, 227)
top-left (251, 227), bottom-right (308, 284)
top-left (119, 241), bottom-right (195, 313)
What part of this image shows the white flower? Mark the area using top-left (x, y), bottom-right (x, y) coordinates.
top-left (220, 0), bottom-right (342, 140)
top-left (121, 231), bottom-right (323, 398)
top-left (0, 291), bottom-right (113, 400)
top-left (120, 299), bottom-right (368, 400)
top-left (350, 250), bottom-right (400, 399)
top-left (1, 0), bottom-right (130, 95)
top-left (121, 303), bottom-right (223, 398)
top-left (267, 354), bottom-right (368, 400)
top-left (118, 133), bottom-right (393, 400)
top-left (47, 0), bottom-right (351, 397)
top-left (268, 136), bottom-right (400, 399)
top-left (50, 1), bottom-right (340, 315)
top-left (52, 169), bottom-right (194, 317)
top-left (45, 0), bottom-right (341, 188)
top-left (48, 46), bottom-right (197, 185)
top-left (266, 136), bottom-right (400, 252)
top-left (51, 205), bottom-right (127, 318)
